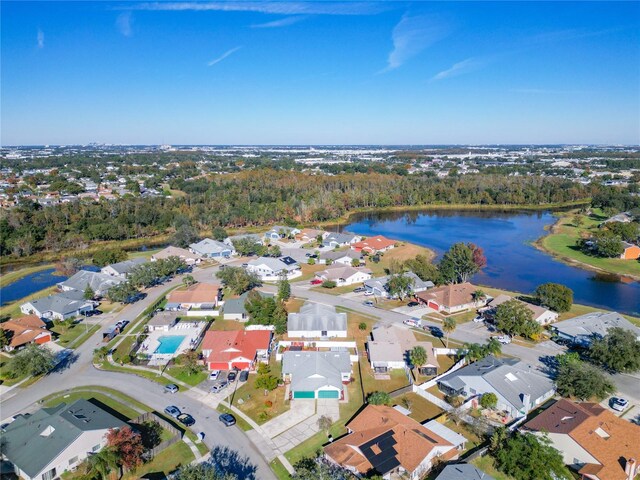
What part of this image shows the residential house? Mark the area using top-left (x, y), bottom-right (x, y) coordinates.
top-left (620, 241), bottom-right (640, 260)
top-left (100, 257), bottom-right (147, 278)
top-left (550, 311), bottom-right (640, 346)
top-left (57, 270), bottom-right (124, 298)
top-left (224, 233), bottom-right (263, 248)
top-left (368, 325), bottom-right (438, 375)
top-left (603, 211), bottom-right (634, 224)
top-left (364, 272), bottom-right (433, 298)
top-left (481, 294), bottom-right (558, 325)
top-left (322, 232), bottom-right (362, 249)
top-left (263, 226), bottom-right (301, 241)
top-left (282, 351), bottom-right (351, 399)
top-left (318, 249), bottom-right (363, 266)
top-left (165, 283), bottom-right (222, 310)
top-left (351, 235), bottom-right (397, 254)
top-left (21, 291), bottom-right (95, 321)
top-left (287, 302), bottom-right (348, 338)
top-left (188, 238), bottom-right (234, 258)
top-left (416, 282), bottom-right (487, 314)
top-left (2, 399), bottom-right (127, 480)
top-left (245, 256), bottom-right (301, 280)
top-left (0, 315), bottom-right (52, 351)
top-left (437, 355), bottom-right (555, 419)
top-left (434, 464), bottom-right (495, 480)
top-left (523, 398), bottom-right (640, 480)
top-left (151, 246), bottom-right (203, 265)
top-left (324, 405), bottom-right (459, 479)
top-left (201, 330), bottom-right (272, 370)
top-left (146, 311), bottom-right (180, 332)
top-left (295, 228), bottom-right (327, 243)
top-left (314, 265), bottom-right (373, 286)
top-left (222, 290), bottom-right (274, 321)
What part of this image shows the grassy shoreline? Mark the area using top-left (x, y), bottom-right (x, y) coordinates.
top-left (535, 209), bottom-right (640, 280)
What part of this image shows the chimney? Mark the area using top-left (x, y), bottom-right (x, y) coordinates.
top-left (522, 393), bottom-right (531, 411)
top-left (625, 458), bottom-right (637, 480)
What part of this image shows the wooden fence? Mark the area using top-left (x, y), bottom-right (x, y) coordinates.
top-left (130, 411), bottom-right (182, 460)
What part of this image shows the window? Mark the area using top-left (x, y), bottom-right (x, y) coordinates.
top-left (42, 468), bottom-right (57, 480)
top-left (321, 331), bottom-right (328, 337)
top-left (92, 444), bottom-right (100, 452)
top-left (69, 456), bottom-right (79, 466)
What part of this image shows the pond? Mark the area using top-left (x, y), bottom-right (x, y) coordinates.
top-left (1, 266), bottom-right (99, 307)
top-left (343, 209), bottom-right (640, 316)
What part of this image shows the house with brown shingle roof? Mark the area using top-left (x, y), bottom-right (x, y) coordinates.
top-left (481, 294), bottom-right (558, 325)
top-left (324, 405), bottom-right (460, 479)
top-left (416, 282), bottom-right (487, 314)
top-left (1, 315), bottom-right (52, 351)
top-left (523, 398), bottom-right (640, 480)
top-left (166, 282), bottom-right (222, 309)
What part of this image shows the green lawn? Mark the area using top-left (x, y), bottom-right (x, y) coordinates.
top-left (540, 209), bottom-right (640, 278)
top-left (43, 388), bottom-right (144, 420)
top-left (471, 456), bottom-right (516, 480)
top-left (123, 440), bottom-right (195, 480)
top-left (270, 458), bottom-right (291, 480)
top-left (52, 322), bottom-right (101, 348)
top-left (392, 392), bottom-right (443, 423)
top-left (0, 285), bottom-right (57, 318)
top-left (0, 354), bottom-right (29, 386)
top-left (165, 365), bottom-right (208, 386)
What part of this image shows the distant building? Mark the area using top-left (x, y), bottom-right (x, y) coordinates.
top-left (263, 226), bottom-right (301, 241)
top-left (322, 232), bottom-right (362, 249)
top-left (481, 294), bottom-right (558, 325)
top-left (287, 302), bottom-right (348, 338)
top-left (245, 256), bottom-right (301, 280)
top-left (189, 238), bottom-right (234, 258)
top-left (620, 242), bottom-right (640, 260)
top-left (314, 265), bottom-right (372, 286)
top-left (21, 291), bottom-right (95, 321)
top-left (351, 235), bottom-right (397, 254)
top-left (57, 270), bottom-right (124, 297)
top-left (100, 257), bottom-right (147, 278)
top-left (364, 272), bottom-right (433, 298)
top-left (151, 246), bottom-right (203, 265)
top-left (550, 311), bottom-right (640, 347)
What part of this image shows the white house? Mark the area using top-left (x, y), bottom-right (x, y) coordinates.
top-left (550, 311), bottom-right (640, 346)
top-left (100, 257), bottom-right (147, 277)
top-left (188, 238), bottom-right (234, 258)
top-left (57, 270), bottom-right (124, 297)
top-left (318, 249), bottom-right (363, 266)
top-left (151, 246), bottom-right (203, 265)
top-left (282, 350), bottom-right (352, 399)
top-left (21, 291), bottom-right (95, 321)
top-left (2, 399), bottom-right (127, 480)
top-left (263, 226), bottom-right (301, 242)
top-left (287, 302), bottom-right (348, 338)
top-left (245, 256), bottom-right (301, 280)
top-left (314, 265), bottom-right (372, 286)
top-left (481, 294), bottom-right (558, 325)
top-left (322, 232), bottom-right (362, 248)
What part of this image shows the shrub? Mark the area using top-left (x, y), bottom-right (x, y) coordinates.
top-left (264, 400), bottom-right (273, 408)
top-left (322, 280), bottom-right (337, 289)
top-left (367, 391), bottom-right (391, 405)
top-left (445, 395), bottom-right (464, 407)
top-left (358, 322), bottom-right (367, 331)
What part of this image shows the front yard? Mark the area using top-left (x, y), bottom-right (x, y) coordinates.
top-left (51, 321), bottom-right (101, 348)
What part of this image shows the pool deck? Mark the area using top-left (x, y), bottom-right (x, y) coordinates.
top-left (140, 322), bottom-right (206, 365)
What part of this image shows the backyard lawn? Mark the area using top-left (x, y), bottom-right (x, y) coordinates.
top-left (366, 242), bottom-right (435, 277)
top-left (392, 392), bottom-right (444, 423)
top-left (471, 456), bottom-right (516, 480)
top-left (123, 440), bottom-right (194, 480)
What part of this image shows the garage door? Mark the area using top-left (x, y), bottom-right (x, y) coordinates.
top-left (318, 390), bottom-right (339, 399)
top-left (293, 391), bottom-right (315, 399)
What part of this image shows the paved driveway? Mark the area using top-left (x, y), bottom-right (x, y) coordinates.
top-left (261, 399), bottom-right (315, 438)
top-left (270, 399), bottom-right (339, 453)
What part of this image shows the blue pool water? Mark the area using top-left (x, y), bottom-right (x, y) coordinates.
top-left (155, 335), bottom-right (186, 354)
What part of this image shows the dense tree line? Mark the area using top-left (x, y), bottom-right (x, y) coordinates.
top-left (0, 171), bottom-right (594, 258)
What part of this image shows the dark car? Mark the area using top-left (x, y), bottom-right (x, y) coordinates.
top-left (92, 309), bottom-right (103, 316)
top-left (407, 301), bottom-right (419, 307)
top-left (428, 326), bottom-right (444, 338)
top-left (239, 370), bottom-right (249, 382)
top-left (164, 405), bottom-right (181, 418)
top-left (353, 287), bottom-right (365, 293)
top-left (219, 413), bottom-right (236, 427)
top-left (177, 413), bottom-right (195, 427)
top-left (227, 371), bottom-right (237, 382)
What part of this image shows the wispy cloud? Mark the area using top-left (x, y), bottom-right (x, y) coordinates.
top-left (129, 2), bottom-right (385, 16)
top-left (382, 13), bottom-right (449, 73)
top-left (116, 11), bottom-right (133, 37)
top-left (251, 15), bottom-right (308, 28)
top-left (207, 46), bottom-right (242, 66)
top-left (37, 28), bottom-right (44, 48)
top-left (432, 57), bottom-right (485, 81)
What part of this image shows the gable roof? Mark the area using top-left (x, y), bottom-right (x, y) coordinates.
top-left (201, 330), bottom-right (271, 364)
top-left (287, 302), bottom-right (347, 333)
top-left (189, 238), bottom-right (231, 255)
top-left (223, 290), bottom-right (274, 316)
top-left (324, 405), bottom-right (454, 476)
top-left (2, 399), bottom-right (127, 478)
top-left (25, 291), bottom-right (93, 316)
top-left (167, 282), bottom-right (220, 305)
top-left (103, 257), bottom-right (147, 275)
top-left (147, 311), bottom-right (180, 328)
top-left (324, 232), bottom-right (359, 244)
top-left (317, 265), bottom-right (372, 281)
top-left (247, 257), bottom-right (299, 272)
top-left (282, 351), bottom-right (351, 392)
top-left (552, 311), bottom-right (640, 340)
top-left (152, 246), bottom-right (203, 260)
top-left (1, 315), bottom-right (50, 348)
top-left (58, 269), bottom-right (124, 295)
top-left (319, 249), bottom-right (362, 261)
top-left (365, 272), bottom-right (434, 293)
top-left (435, 464), bottom-right (495, 480)
top-left (486, 294), bottom-right (555, 323)
top-left (525, 399), bottom-right (640, 480)
top-left (352, 235), bottom-right (397, 252)
top-left (416, 282), bottom-right (479, 308)
top-left (371, 325), bottom-right (438, 368)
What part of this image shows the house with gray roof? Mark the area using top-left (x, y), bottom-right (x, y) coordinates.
top-left (2, 399), bottom-right (127, 480)
top-left (364, 271), bottom-right (434, 298)
top-left (287, 302), bottom-right (348, 338)
top-left (189, 238), bottom-right (234, 258)
top-left (437, 355), bottom-right (555, 419)
top-left (223, 290), bottom-right (274, 321)
top-left (57, 270), bottom-right (124, 297)
top-left (245, 256), bottom-right (301, 280)
top-left (551, 311), bottom-right (640, 346)
top-left (318, 249), bottom-right (363, 266)
top-left (322, 232), bottom-right (362, 248)
top-left (100, 257), bottom-right (147, 277)
top-left (282, 350), bottom-right (352, 399)
top-left (434, 464), bottom-right (494, 480)
top-left (225, 233), bottom-right (263, 247)
top-left (263, 226), bottom-right (301, 241)
top-left (21, 290), bottom-right (95, 321)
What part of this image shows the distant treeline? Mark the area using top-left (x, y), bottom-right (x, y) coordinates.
top-left (0, 170), bottom-right (602, 258)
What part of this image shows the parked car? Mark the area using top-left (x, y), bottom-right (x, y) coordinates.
top-left (227, 371), bottom-right (237, 382)
top-left (211, 381), bottom-right (228, 393)
top-left (177, 413), bottom-right (195, 427)
top-left (305, 253), bottom-right (312, 257)
top-left (164, 384), bottom-right (179, 394)
top-left (472, 315), bottom-right (484, 323)
top-left (403, 318), bottom-right (420, 328)
top-left (209, 370), bottom-right (221, 381)
top-left (164, 405), bottom-right (181, 418)
top-left (407, 301), bottom-right (419, 307)
top-left (610, 397), bottom-right (629, 412)
top-left (239, 370), bottom-right (249, 382)
top-left (92, 309), bottom-right (103, 316)
top-left (491, 335), bottom-right (512, 345)
top-left (219, 413), bottom-right (236, 427)
top-left (428, 326), bottom-right (444, 338)
top-left (363, 300), bottom-right (375, 307)
top-left (310, 279), bottom-right (323, 285)
top-left (353, 287), bottom-right (365, 293)
top-left (363, 291), bottom-right (374, 296)
top-left (219, 264), bottom-right (227, 270)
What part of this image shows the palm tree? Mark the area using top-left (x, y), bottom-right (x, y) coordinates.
top-left (472, 289), bottom-right (487, 306)
top-left (442, 317), bottom-right (457, 348)
top-left (486, 337), bottom-right (502, 356)
top-left (85, 448), bottom-right (119, 480)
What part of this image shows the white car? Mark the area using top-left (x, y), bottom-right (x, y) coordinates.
top-left (209, 370), bottom-right (221, 381)
top-left (610, 397), bottom-right (629, 412)
top-left (472, 315), bottom-right (484, 323)
top-left (491, 335), bottom-right (512, 345)
top-left (363, 291), bottom-right (374, 296)
top-left (403, 318), bottom-right (421, 328)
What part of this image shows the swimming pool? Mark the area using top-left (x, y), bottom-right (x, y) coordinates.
top-left (154, 335), bottom-right (186, 354)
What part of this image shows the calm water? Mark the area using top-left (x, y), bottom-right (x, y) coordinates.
top-left (344, 210), bottom-right (640, 316)
top-left (1, 266), bottom-right (99, 307)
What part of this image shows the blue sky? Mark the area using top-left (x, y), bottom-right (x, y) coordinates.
top-left (2, 1), bottom-right (639, 145)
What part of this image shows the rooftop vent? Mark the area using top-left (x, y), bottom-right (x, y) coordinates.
top-left (40, 425), bottom-right (55, 437)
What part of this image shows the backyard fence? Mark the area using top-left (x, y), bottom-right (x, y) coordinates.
top-left (388, 384), bottom-right (414, 398)
top-left (130, 411), bottom-right (182, 460)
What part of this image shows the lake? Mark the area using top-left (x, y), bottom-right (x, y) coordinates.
top-left (343, 209), bottom-right (640, 316)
